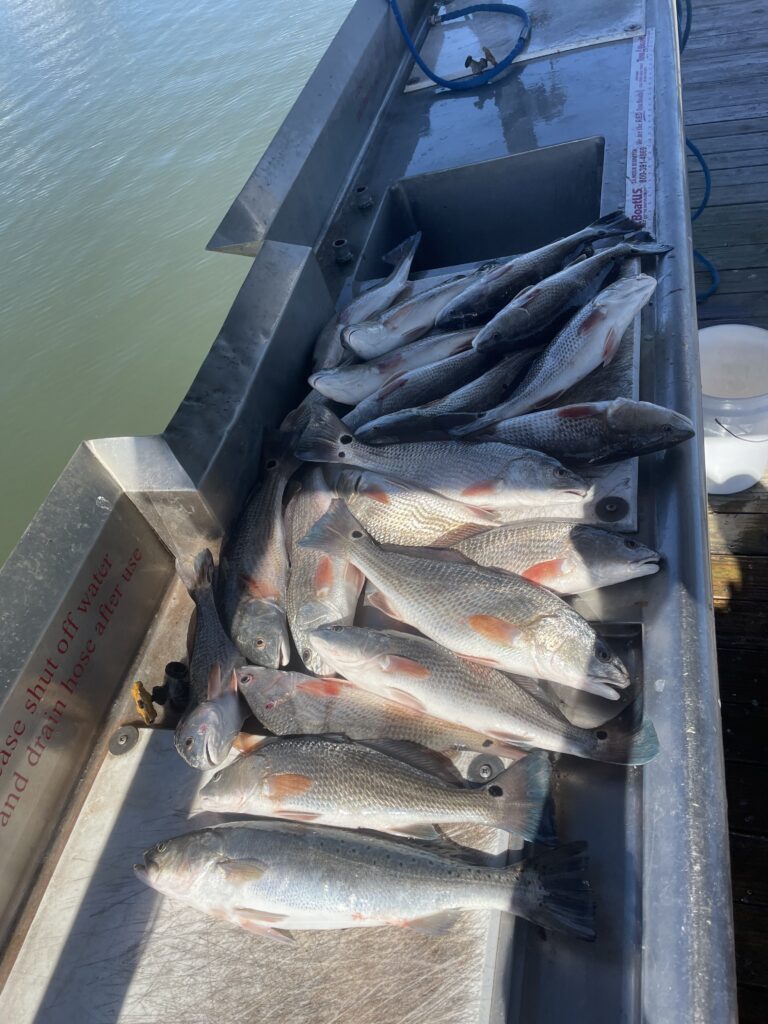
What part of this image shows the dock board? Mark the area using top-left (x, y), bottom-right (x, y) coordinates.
top-left (683, 5), bottom-right (768, 1019)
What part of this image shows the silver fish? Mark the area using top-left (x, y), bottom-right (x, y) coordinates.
top-left (436, 210), bottom-right (639, 330)
top-left (329, 466), bottom-right (500, 546)
top-left (135, 821), bottom-right (595, 940)
top-left (353, 349), bottom-right (536, 444)
top-left (173, 550), bottom-right (247, 769)
top-left (456, 275), bottom-right (658, 433)
top-left (295, 405), bottom-right (587, 510)
top-left (312, 232), bottom-right (421, 370)
top-left (344, 273), bottom-right (480, 360)
top-left (199, 735), bottom-right (553, 841)
top-left (310, 625), bottom-right (657, 764)
top-left (236, 665), bottom-right (527, 760)
top-left (450, 520), bottom-right (661, 593)
top-left (217, 436), bottom-right (297, 667)
top-left (309, 328), bottom-right (476, 405)
top-left (285, 468), bottom-right (364, 674)
top-left (300, 502), bottom-right (630, 699)
top-left (342, 346), bottom-right (487, 432)
top-left (471, 234), bottom-right (670, 354)
top-left (472, 397), bottom-right (695, 464)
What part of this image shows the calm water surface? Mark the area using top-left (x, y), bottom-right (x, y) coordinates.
top-left (0, 0), bottom-right (354, 563)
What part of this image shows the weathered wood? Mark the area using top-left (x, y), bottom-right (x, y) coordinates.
top-left (717, 648), bottom-right (768, 707)
top-left (691, 182), bottom-right (768, 209)
top-left (687, 138), bottom-right (768, 167)
top-left (722, 704), bottom-right (768, 764)
top-left (693, 267), bottom-right (768, 293)
top-left (726, 763), bottom-right (768, 835)
top-left (711, 555), bottom-right (768, 602)
top-left (686, 115), bottom-right (768, 140)
top-left (714, 602), bottom-right (768, 648)
top-left (692, 244), bottom-right (768, 272)
top-left (709, 479), bottom-right (768, 515)
top-left (709, 513), bottom-right (768, 556)
top-left (730, 833), bottom-right (768, 907)
top-left (688, 202), bottom-right (768, 245)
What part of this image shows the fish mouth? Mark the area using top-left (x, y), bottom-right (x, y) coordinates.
top-left (628, 556), bottom-right (661, 577)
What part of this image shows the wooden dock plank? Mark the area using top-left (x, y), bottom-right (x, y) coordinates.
top-left (717, 649), bottom-right (768, 707)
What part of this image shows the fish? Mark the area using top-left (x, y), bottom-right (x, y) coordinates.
top-left (343, 272), bottom-right (482, 360)
top-left (295, 405), bottom-right (587, 510)
top-left (173, 550), bottom-right (247, 769)
top-left (455, 275), bottom-right (658, 433)
top-left (328, 466), bottom-right (500, 546)
top-left (312, 232), bottom-right (422, 370)
top-left (449, 520), bottom-right (661, 593)
top-left (198, 734), bottom-right (553, 842)
top-left (284, 467), bottom-right (364, 674)
top-left (299, 502), bottom-right (630, 698)
top-left (436, 210), bottom-right (640, 330)
top-left (236, 665), bottom-right (527, 760)
top-left (471, 234), bottom-right (671, 354)
top-left (134, 821), bottom-right (595, 940)
top-left (309, 625), bottom-right (657, 764)
top-left (309, 328), bottom-right (476, 405)
top-left (217, 435), bottom-right (297, 667)
top-left (342, 346), bottom-right (488, 432)
top-left (354, 349), bottom-right (536, 444)
top-left (469, 398), bottom-right (695, 464)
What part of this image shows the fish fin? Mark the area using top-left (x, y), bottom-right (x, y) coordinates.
top-left (377, 373), bottom-right (409, 399)
top-left (313, 555), bottom-right (336, 597)
top-left (602, 326), bottom-right (621, 366)
top-left (364, 586), bottom-right (404, 620)
top-left (387, 687), bottom-right (429, 714)
top-left (485, 750), bottom-right (555, 843)
top-left (233, 909), bottom-right (294, 943)
top-left (296, 676), bottom-right (347, 697)
top-left (557, 404), bottom-right (598, 418)
top-left (298, 499), bottom-right (368, 558)
top-left (590, 209), bottom-right (641, 234)
top-left (377, 653), bottom-right (431, 679)
top-left (382, 230), bottom-right (422, 267)
top-left (238, 574), bottom-right (281, 602)
top-left (233, 732), bottom-right (267, 754)
top-left (521, 559), bottom-right (566, 587)
top-left (435, 523), bottom-right (495, 546)
top-left (264, 772), bottom-right (314, 801)
top-left (512, 841), bottom-right (595, 941)
top-left (216, 858), bottom-right (268, 883)
top-left (175, 548), bottom-right (215, 594)
top-left (590, 714), bottom-right (660, 766)
top-left (357, 478), bottom-right (392, 504)
top-left (294, 405), bottom-right (356, 464)
top-left (625, 230), bottom-right (673, 256)
top-left (461, 478), bottom-right (501, 499)
top-left (400, 910), bottom-right (462, 936)
top-left (577, 305), bottom-right (609, 336)
top-left (467, 614), bottom-right (522, 646)
top-left (360, 738), bottom-right (465, 784)
top-left (274, 810), bottom-right (320, 822)
top-left (384, 824), bottom-right (442, 841)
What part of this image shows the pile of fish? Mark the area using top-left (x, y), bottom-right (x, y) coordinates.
top-left (135, 212), bottom-right (694, 947)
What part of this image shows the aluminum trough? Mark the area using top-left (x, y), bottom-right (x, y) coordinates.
top-left (0, 1), bottom-right (737, 1020)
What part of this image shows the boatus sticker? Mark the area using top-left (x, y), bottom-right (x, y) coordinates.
top-left (625, 29), bottom-right (656, 231)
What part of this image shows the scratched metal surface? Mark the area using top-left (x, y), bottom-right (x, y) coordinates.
top-left (0, 729), bottom-right (510, 1024)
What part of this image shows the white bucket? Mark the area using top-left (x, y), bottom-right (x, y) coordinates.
top-left (699, 324), bottom-right (768, 495)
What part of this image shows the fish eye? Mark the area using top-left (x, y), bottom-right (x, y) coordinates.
top-left (554, 466), bottom-right (567, 478)
top-left (156, 842), bottom-right (167, 853)
top-left (624, 539), bottom-right (638, 549)
top-left (488, 785), bottom-right (503, 797)
top-left (185, 737), bottom-right (194, 749)
top-left (338, 451), bottom-right (346, 458)
top-left (331, 624), bottom-right (343, 633)
top-left (351, 530), bottom-right (363, 539)
top-left (265, 459), bottom-right (278, 470)
top-left (212, 771), bottom-right (222, 782)
top-left (596, 645), bottom-right (611, 663)
top-left (302, 648), bottom-right (311, 660)
top-left (596, 730), bottom-right (608, 740)
top-left (662, 424), bottom-right (673, 432)
top-left (339, 434), bottom-right (353, 444)
top-left (255, 638), bottom-right (265, 649)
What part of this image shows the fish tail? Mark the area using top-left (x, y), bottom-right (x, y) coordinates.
top-left (513, 841), bottom-right (596, 941)
top-left (486, 750), bottom-right (555, 843)
top-left (282, 391), bottom-right (329, 441)
top-left (590, 209), bottom-right (641, 236)
top-left (298, 499), bottom-right (368, 558)
top-left (175, 548), bottom-right (215, 595)
top-left (382, 230), bottom-right (422, 267)
top-left (294, 405), bottom-right (354, 464)
top-left (590, 715), bottom-right (660, 766)
top-left (624, 230), bottom-right (673, 256)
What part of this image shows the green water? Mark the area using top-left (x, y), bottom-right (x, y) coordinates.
top-left (0, 0), bottom-right (354, 564)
